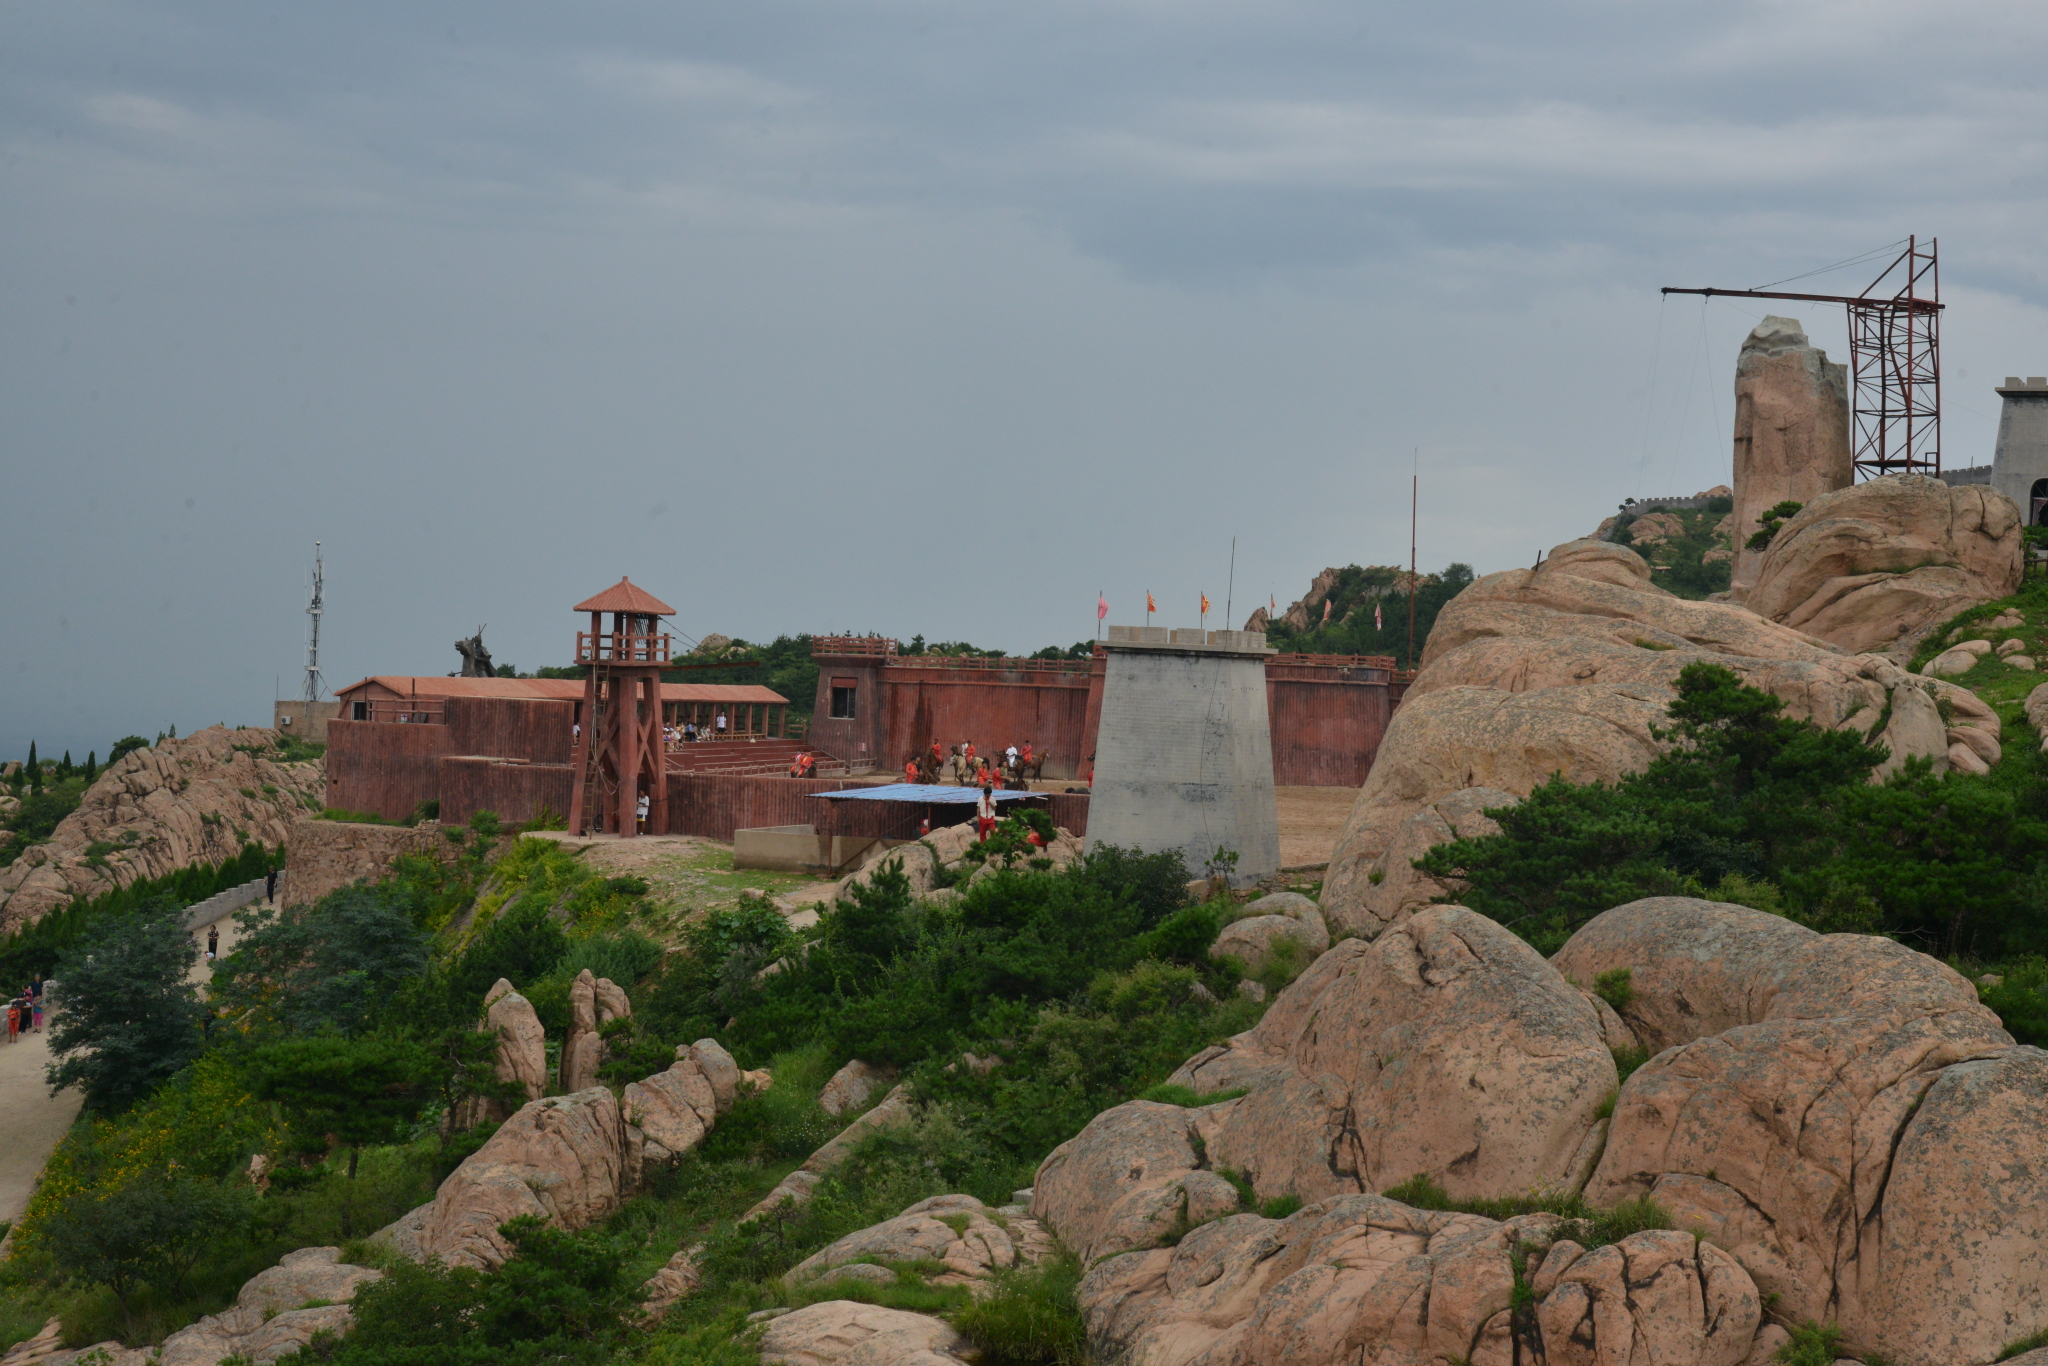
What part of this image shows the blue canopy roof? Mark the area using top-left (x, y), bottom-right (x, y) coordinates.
top-left (809, 784), bottom-right (1043, 804)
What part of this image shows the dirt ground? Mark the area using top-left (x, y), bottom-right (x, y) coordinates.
top-left (1275, 784), bottom-right (1357, 871)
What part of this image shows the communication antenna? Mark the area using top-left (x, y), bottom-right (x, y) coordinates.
top-left (303, 543), bottom-right (326, 706)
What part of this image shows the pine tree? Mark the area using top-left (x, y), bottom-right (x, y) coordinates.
top-left (84, 751), bottom-right (97, 784)
top-left (27, 742), bottom-right (39, 792)
top-left (58, 750), bottom-right (73, 779)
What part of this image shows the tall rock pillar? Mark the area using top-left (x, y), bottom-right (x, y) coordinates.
top-left (1730, 316), bottom-right (1852, 595)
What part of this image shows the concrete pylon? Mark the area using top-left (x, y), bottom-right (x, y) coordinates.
top-left (1992, 376), bottom-right (2048, 525)
top-left (1730, 316), bottom-right (1852, 596)
top-left (1084, 627), bottom-right (1280, 886)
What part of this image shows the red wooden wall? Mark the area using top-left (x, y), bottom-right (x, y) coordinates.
top-left (325, 718), bottom-right (456, 821)
top-left (440, 757), bottom-right (575, 827)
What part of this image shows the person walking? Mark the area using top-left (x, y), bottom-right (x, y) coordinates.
top-left (265, 867), bottom-right (279, 903)
top-left (206, 925), bottom-right (220, 960)
top-left (31, 985), bottom-right (43, 1033)
top-left (976, 783), bottom-right (998, 843)
top-left (635, 792), bottom-right (651, 833)
top-left (6, 996), bottom-right (18, 1044)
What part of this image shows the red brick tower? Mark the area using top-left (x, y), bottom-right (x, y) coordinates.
top-left (566, 577), bottom-right (675, 837)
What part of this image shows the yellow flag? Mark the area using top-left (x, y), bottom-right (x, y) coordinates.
top-left (1201, 594), bottom-right (1210, 614)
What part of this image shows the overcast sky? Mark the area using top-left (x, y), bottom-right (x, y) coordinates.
top-left (6, 0), bottom-right (2047, 759)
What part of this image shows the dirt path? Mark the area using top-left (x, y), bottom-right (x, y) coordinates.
top-left (1275, 785), bottom-right (1357, 871)
top-left (0, 1013), bottom-right (82, 1225)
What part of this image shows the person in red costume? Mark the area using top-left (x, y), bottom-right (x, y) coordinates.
top-left (976, 783), bottom-right (997, 842)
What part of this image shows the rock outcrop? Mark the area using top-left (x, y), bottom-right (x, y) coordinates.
top-left (1730, 315), bottom-right (1852, 593)
top-left (1322, 537), bottom-right (1979, 939)
top-left (47, 1247), bottom-right (381, 1366)
top-left (392, 1088), bottom-right (639, 1270)
top-left (786, 1194), bottom-right (1054, 1293)
top-left (1034, 907), bottom-right (1615, 1257)
top-left (1561, 897), bottom-right (2042, 1365)
top-left (1078, 1197), bottom-right (1761, 1366)
top-left (1744, 474), bottom-right (2023, 655)
top-left (620, 1039), bottom-right (741, 1163)
top-left (0, 727), bottom-right (324, 930)
top-left (816, 1059), bottom-right (897, 1118)
top-left (457, 979), bottom-right (547, 1127)
top-left (1209, 892), bottom-right (1329, 975)
top-left (757, 1302), bottom-right (978, 1366)
top-left (1340, 786), bottom-right (1518, 942)
top-left (742, 1084), bottom-right (918, 1223)
top-left (559, 969), bottom-right (630, 1093)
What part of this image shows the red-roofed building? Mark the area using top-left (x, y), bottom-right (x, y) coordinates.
top-left (323, 579), bottom-right (795, 831)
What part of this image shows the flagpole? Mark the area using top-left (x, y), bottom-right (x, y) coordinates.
top-left (1407, 456), bottom-right (1419, 670)
top-left (1225, 536), bottom-right (1236, 629)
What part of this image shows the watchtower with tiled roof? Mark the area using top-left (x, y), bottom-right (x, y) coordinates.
top-left (567, 577), bottom-right (676, 837)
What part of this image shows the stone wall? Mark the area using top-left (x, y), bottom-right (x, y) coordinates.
top-left (277, 816), bottom-right (454, 909)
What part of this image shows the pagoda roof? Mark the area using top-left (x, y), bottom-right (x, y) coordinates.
top-left (573, 577), bottom-right (676, 616)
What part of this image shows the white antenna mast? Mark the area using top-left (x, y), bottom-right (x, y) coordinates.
top-left (303, 543), bottom-right (326, 706)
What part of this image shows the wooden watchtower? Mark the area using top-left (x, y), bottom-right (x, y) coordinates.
top-left (566, 577), bottom-right (676, 838)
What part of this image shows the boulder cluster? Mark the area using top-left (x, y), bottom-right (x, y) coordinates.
top-left (1016, 897), bottom-right (2047, 1366)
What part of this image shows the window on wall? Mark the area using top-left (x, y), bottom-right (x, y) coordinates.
top-left (352, 701), bottom-right (368, 720)
top-left (830, 680), bottom-right (858, 719)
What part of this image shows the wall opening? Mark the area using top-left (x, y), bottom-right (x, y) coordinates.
top-left (830, 682), bottom-right (858, 719)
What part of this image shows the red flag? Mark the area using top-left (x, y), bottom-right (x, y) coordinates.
top-left (1201, 594), bottom-right (1210, 615)
top-left (1097, 593), bottom-right (1108, 621)
top-left (1321, 598), bottom-right (1331, 623)
top-left (1147, 592), bottom-right (1157, 614)
top-left (1375, 601), bottom-right (1384, 631)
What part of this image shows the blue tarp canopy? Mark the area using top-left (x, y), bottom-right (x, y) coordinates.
top-left (809, 784), bottom-right (1042, 804)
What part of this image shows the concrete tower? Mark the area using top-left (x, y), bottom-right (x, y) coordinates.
top-left (1992, 376), bottom-right (2048, 525)
top-left (1085, 626), bottom-right (1280, 886)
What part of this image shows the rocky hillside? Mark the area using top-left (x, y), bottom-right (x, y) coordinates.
top-left (0, 727), bottom-right (324, 931)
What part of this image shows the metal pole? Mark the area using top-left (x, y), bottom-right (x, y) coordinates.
top-left (1407, 469), bottom-right (1418, 670)
top-left (1225, 537), bottom-right (1236, 629)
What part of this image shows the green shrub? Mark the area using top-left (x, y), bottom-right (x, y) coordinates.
top-left (1379, 1175), bottom-right (1668, 1249)
top-left (1775, 1321), bottom-right (1845, 1365)
top-left (1979, 960), bottom-right (2048, 1047)
top-left (953, 1253), bottom-right (1088, 1366)
top-left (1592, 967), bottom-right (1634, 1013)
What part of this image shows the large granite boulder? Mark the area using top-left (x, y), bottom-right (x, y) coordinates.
top-left (406, 1088), bottom-right (639, 1269)
top-left (1322, 537), bottom-right (1972, 938)
top-left (1561, 898), bottom-right (2039, 1364)
top-left (53, 1247), bottom-right (383, 1366)
top-left (1034, 907), bottom-right (1615, 1263)
top-left (1744, 474), bottom-right (2023, 655)
top-left (787, 1194), bottom-right (1053, 1292)
top-left (757, 1302), bottom-right (977, 1366)
top-left (1340, 786), bottom-right (1518, 942)
top-left (1078, 1195), bottom-right (1762, 1366)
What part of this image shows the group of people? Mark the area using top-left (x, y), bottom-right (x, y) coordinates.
top-left (7, 978), bottom-right (44, 1042)
top-left (661, 714), bottom-right (730, 749)
top-left (903, 738), bottom-right (1040, 790)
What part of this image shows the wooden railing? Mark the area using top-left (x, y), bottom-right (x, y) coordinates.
top-left (576, 631), bottom-right (673, 664)
top-left (812, 636), bottom-right (898, 657)
top-left (356, 702), bottom-right (448, 724)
